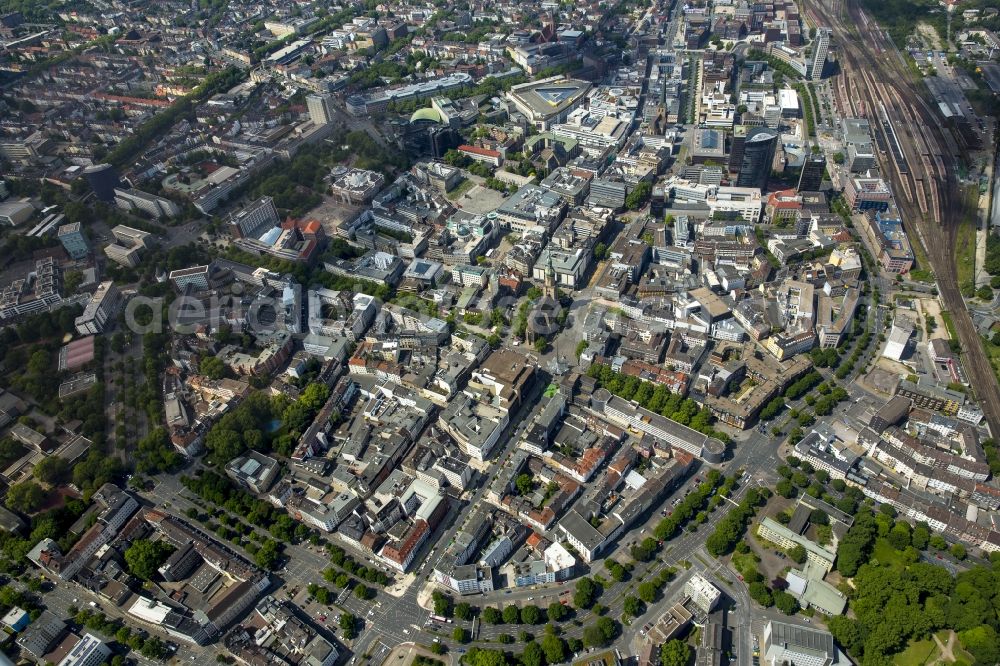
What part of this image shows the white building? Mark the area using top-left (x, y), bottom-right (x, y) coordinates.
top-left (763, 620), bottom-right (838, 666)
top-left (58, 634), bottom-right (112, 666)
top-left (75, 281), bottom-right (121, 335)
top-left (882, 319), bottom-right (913, 361)
top-left (684, 573), bottom-right (721, 613)
top-left (810, 28), bottom-right (830, 80)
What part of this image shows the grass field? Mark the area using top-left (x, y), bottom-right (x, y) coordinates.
top-left (872, 538), bottom-right (909, 570)
top-left (908, 215), bottom-right (933, 276)
top-left (892, 639), bottom-right (940, 666)
top-left (939, 311), bottom-right (958, 342)
top-left (445, 178), bottom-right (475, 201)
top-left (954, 214), bottom-right (978, 295)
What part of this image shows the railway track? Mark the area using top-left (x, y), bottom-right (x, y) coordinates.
top-left (800, 0), bottom-right (1000, 435)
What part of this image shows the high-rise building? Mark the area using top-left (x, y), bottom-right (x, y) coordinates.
top-left (810, 28), bottom-right (830, 80)
top-left (229, 196), bottom-right (279, 239)
top-left (75, 281), bottom-right (122, 335)
top-left (727, 125), bottom-right (747, 175)
top-left (797, 151), bottom-right (826, 192)
top-left (58, 222), bottom-right (89, 259)
top-left (81, 164), bottom-right (121, 202)
top-left (736, 127), bottom-right (778, 190)
top-left (306, 94), bottom-right (334, 125)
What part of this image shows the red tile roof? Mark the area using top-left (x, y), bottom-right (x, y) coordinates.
top-left (458, 144), bottom-right (502, 158)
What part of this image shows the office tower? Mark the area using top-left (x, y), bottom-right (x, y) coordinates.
top-left (727, 125), bottom-right (747, 175)
top-left (229, 196), bottom-right (279, 239)
top-left (736, 127), bottom-right (778, 190)
top-left (798, 151), bottom-right (826, 192)
top-left (811, 28), bottom-right (830, 80)
top-left (58, 222), bottom-right (89, 259)
top-left (81, 164), bottom-right (121, 202)
top-left (75, 281), bottom-right (122, 335)
top-left (306, 94), bottom-right (334, 125)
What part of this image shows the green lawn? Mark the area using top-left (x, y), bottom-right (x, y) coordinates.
top-left (954, 215), bottom-right (977, 294)
top-left (872, 538), bottom-right (908, 570)
top-left (940, 311), bottom-right (958, 342)
top-left (892, 639), bottom-right (939, 666)
top-left (446, 178), bottom-right (475, 201)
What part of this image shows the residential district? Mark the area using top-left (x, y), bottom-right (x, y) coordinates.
top-left (0, 0), bottom-right (999, 665)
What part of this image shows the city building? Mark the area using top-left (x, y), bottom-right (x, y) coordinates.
top-left (763, 620), bottom-right (839, 666)
top-left (58, 222), bottom-right (89, 260)
top-left (306, 94), bottom-right (335, 125)
top-left (797, 152), bottom-right (826, 192)
top-left (81, 164), bottom-right (121, 202)
top-left (104, 225), bottom-right (153, 268)
top-left (57, 633), bottom-right (112, 666)
top-left (736, 127), bottom-right (778, 190)
top-left (845, 177), bottom-right (891, 212)
top-left (229, 197), bottom-right (279, 239)
top-left (0, 200), bottom-right (33, 226)
top-left (74, 281), bottom-right (121, 335)
top-left (225, 596), bottom-right (338, 666)
top-left (685, 573), bottom-right (721, 613)
top-left (597, 391), bottom-right (726, 462)
top-left (225, 450), bottom-right (281, 494)
top-left (329, 169), bottom-right (385, 205)
top-left (757, 517), bottom-right (837, 572)
top-left (496, 185), bottom-right (566, 233)
top-left (169, 265), bottom-right (213, 292)
top-left (810, 28), bottom-right (831, 80)
top-left (16, 611), bottom-right (67, 660)
top-left (113, 188), bottom-right (181, 219)
top-left (506, 76), bottom-right (591, 130)
top-left (468, 349), bottom-right (536, 413)
top-left (883, 319), bottom-right (914, 361)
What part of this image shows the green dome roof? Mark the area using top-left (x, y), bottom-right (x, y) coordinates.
top-left (409, 107), bottom-right (443, 124)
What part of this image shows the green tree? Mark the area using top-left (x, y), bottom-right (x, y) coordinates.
top-left (33, 456), bottom-right (70, 484)
top-left (124, 539), bottom-right (175, 580)
top-left (661, 639), bottom-right (692, 666)
top-left (773, 590), bottom-right (799, 615)
top-left (625, 180), bottom-right (652, 210)
top-left (958, 625), bottom-right (999, 664)
top-left (573, 577), bottom-right (598, 609)
top-left (339, 613), bottom-right (357, 639)
top-left (520, 641), bottom-right (543, 666)
top-left (596, 616), bottom-right (617, 640)
top-left (254, 540), bottom-right (280, 570)
top-left (432, 590), bottom-right (453, 617)
top-left (503, 605), bottom-right (521, 624)
top-left (787, 544), bottom-right (807, 564)
top-left (200, 356), bottom-right (226, 379)
top-left (637, 581), bottom-right (658, 603)
top-left (583, 624), bottom-right (608, 648)
top-left (623, 595), bottom-right (644, 618)
top-left (546, 602), bottom-right (566, 622)
top-left (6, 481), bottom-right (46, 513)
top-left (520, 605), bottom-right (541, 624)
top-left (455, 602), bottom-right (473, 620)
top-left (950, 543), bottom-right (966, 560)
top-left (749, 582), bottom-right (773, 607)
top-left (482, 607), bottom-right (503, 624)
top-left (515, 473), bottom-right (534, 496)
top-left (452, 626), bottom-right (468, 643)
top-left (541, 633), bottom-right (566, 663)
